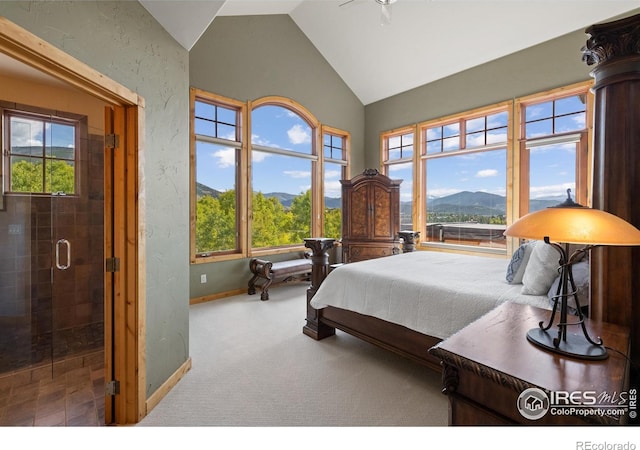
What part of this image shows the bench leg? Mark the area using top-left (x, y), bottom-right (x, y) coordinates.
top-left (248, 273), bottom-right (259, 295)
top-left (260, 278), bottom-right (272, 301)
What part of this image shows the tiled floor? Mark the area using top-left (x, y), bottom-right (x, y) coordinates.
top-left (0, 350), bottom-right (105, 426)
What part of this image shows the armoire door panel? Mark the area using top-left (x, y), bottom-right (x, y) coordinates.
top-left (349, 185), bottom-right (369, 238)
top-left (373, 185), bottom-right (392, 238)
top-left (341, 169), bottom-right (402, 263)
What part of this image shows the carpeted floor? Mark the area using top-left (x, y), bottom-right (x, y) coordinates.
top-left (138, 282), bottom-right (448, 427)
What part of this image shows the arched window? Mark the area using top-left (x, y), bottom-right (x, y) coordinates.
top-left (190, 91), bottom-right (350, 262)
top-left (250, 99), bottom-right (318, 249)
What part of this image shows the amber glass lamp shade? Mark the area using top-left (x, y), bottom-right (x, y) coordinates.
top-left (504, 190), bottom-right (640, 360)
top-left (504, 202), bottom-right (640, 246)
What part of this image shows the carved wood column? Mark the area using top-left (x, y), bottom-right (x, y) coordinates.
top-left (302, 238), bottom-right (336, 340)
top-left (581, 13), bottom-right (640, 363)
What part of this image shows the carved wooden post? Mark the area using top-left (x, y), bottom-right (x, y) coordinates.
top-left (581, 13), bottom-right (640, 364)
top-left (302, 238), bottom-right (336, 340)
top-left (398, 230), bottom-right (420, 252)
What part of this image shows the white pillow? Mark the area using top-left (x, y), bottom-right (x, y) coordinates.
top-left (506, 240), bottom-right (535, 284)
top-left (521, 242), bottom-right (560, 295)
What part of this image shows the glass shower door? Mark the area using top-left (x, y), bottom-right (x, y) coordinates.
top-left (0, 194), bottom-right (37, 375)
top-left (48, 120), bottom-right (105, 375)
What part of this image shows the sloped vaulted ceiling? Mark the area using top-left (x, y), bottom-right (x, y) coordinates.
top-left (139, 0), bottom-right (640, 105)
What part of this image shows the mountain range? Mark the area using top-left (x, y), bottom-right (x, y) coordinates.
top-left (197, 183), bottom-right (561, 213)
top-left (426, 190), bottom-right (562, 214)
top-left (196, 182), bottom-right (341, 208)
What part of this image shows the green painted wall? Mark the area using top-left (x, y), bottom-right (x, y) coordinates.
top-left (0, 1), bottom-right (190, 397)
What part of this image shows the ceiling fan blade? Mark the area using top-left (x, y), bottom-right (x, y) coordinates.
top-left (380, 3), bottom-right (392, 25)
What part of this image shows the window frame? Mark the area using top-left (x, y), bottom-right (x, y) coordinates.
top-left (249, 97), bottom-right (319, 254)
top-left (381, 126), bottom-right (418, 231)
top-left (418, 101), bottom-right (512, 254)
top-left (376, 82), bottom-right (593, 257)
top-left (322, 125), bottom-right (350, 241)
top-left (515, 81), bottom-right (593, 219)
top-left (3, 107), bottom-right (81, 197)
top-left (190, 88), bottom-right (247, 263)
top-left (189, 90), bottom-right (350, 263)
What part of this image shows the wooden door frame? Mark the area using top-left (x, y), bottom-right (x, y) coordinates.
top-left (0, 17), bottom-right (146, 424)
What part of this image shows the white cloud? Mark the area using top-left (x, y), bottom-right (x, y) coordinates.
top-left (288, 124), bottom-right (311, 145)
top-left (388, 163), bottom-right (411, 173)
top-left (252, 150), bottom-right (270, 163)
top-left (251, 133), bottom-right (271, 147)
top-left (213, 147), bottom-right (235, 168)
top-left (530, 182), bottom-right (575, 199)
top-left (10, 118), bottom-right (44, 147)
top-left (428, 188), bottom-right (461, 198)
top-left (476, 169), bottom-right (498, 178)
top-left (324, 170), bottom-right (341, 179)
top-left (324, 180), bottom-right (342, 198)
top-left (284, 170), bottom-right (310, 179)
top-left (401, 181), bottom-right (413, 201)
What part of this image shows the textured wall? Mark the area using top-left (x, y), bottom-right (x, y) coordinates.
top-left (0, 1), bottom-right (190, 396)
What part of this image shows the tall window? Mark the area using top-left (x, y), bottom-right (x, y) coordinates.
top-left (517, 84), bottom-right (591, 215)
top-left (4, 110), bottom-right (77, 195)
top-left (190, 90), bottom-right (350, 262)
top-left (382, 129), bottom-right (414, 231)
top-left (420, 104), bottom-right (510, 251)
top-left (377, 82), bottom-right (592, 256)
top-left (191, 90), bottom-right (244, 258)
top-left (323, 127), bottom-right (349, 240)
top-left (250, 102), bottom-right (318, 249)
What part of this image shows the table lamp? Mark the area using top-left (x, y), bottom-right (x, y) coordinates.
top-left (504, 189), bottom-right (640, 360)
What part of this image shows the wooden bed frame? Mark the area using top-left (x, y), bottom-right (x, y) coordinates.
top-left (302, 238), bottom-right (443, 373)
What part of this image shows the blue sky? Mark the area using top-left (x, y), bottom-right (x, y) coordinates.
top-left (10, 116), bottom-right (75, 154)
top-left (196, 96), bottom-right (585, 202)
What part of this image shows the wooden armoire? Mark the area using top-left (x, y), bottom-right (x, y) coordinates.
top-left (340, 168), bottom-right (402, 263)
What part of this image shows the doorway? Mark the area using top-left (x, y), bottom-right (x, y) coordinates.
top-left (0, 106), bottom-right (108, 425)
top-left (0, 17), bottom-right (145, 425)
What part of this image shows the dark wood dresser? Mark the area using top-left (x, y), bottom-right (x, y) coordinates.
top-left (340, 168), bottom-right (402, 263)
top-left (429, 302), bottom-right (631, 426)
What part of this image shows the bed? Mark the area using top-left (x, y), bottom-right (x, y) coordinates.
top-left (302, 242), bottom-right (569, 372)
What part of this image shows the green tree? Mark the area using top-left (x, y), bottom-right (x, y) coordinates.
top-left (251, 192), bottom-right (291, 247)
top-left (324, 208), bottom-right (342, 239)
top-left (289, 190), bottom-right (311, 242)
top-left (47, 160), bottom-right (75, 194)
top-left (11, 159), bottom-right (75, 194)
top-left (196, 190), bottom-right (237, 253)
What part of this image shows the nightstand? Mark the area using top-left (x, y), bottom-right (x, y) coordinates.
top-left (429, 302), bottom-right (631, 425)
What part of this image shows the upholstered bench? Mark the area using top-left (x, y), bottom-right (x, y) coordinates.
top-left (248, 254), bottom-right (312, 301)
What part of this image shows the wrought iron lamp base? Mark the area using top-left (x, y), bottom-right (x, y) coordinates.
top-left (527, 327), bottom-right (608, 361)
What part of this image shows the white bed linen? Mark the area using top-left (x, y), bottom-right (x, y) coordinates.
top-left (310, 251), bottom-right (551, 340)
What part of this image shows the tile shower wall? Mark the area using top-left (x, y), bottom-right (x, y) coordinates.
top-left (0, 133), bottom-right (104, 375)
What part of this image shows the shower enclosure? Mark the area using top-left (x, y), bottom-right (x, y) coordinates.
top-left (0, 113), bottom-right (105, 394)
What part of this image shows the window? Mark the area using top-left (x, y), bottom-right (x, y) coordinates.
top-left (190, 90), bottom-right (350, 262)
top-left (323, 127), bottom-right (349, 240)
top-left (517, 84), bottom-right (591, 215)
top-left (382, 129), bottom-right (415, 231)
top-left (4, 110), bottom-right (77, 195)
top-left (250, 103), bottom-right (317, 249)
top-left (420, 104), bottom-right (510, 251)
top-left (191, 90), bottom-right (245, 259)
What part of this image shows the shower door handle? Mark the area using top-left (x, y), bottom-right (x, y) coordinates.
top-left (55, 239), bottom-right (71, 270)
